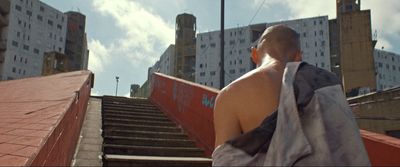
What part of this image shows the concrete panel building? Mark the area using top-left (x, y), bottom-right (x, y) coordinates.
top-left (0, 0), bottom-right (10, 79)
top-left (337, 0), bottom-right (376, 95)
top-left (42, 51), bottom-right (68, 76)
top-left (65, 11), bottom-right (88, 71)
top-left (174, 13), bottom-right (196, 81)
top-left (374, 49), bottom-right (400, 90)
top-left (159, 44), bottom-right (175, 75)
top-left (196, 16), bottom-right (331, 89)
top-left (0, 0), bottom-right (67, 80)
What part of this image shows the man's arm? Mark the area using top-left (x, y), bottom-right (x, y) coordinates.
top-left (213, 90), bottom-right (242, 148)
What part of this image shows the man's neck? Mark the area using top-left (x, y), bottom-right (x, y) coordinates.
top-left (259, 56), bottom-right (286, 72)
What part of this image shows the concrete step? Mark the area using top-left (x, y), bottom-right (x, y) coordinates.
top-left (102, 113), bottom-right (169, 122)
top-left (103, 118), bottom-right (176, 127)
top-left (103, 101), bottom-right (156, 108)
top-left (104, 154), bottom-right (212, 167)
top-left (103, 129), bottom-right (187, 140)
top-left (104, 136), bottom-right (196, 147)
top-left (103, 110), bottom-right (166, 118)
top-left (103, 144), bottom-right (205, 157)
top-left (103, 106), bottom-right (161, 114)
top-left (103, 123), bottom-right (182, 133)
top-left (103, 104), bottom-right (159, 111)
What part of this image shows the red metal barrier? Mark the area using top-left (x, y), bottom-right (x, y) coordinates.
top-left (150, 73), bottom-right (400, 165)
top-left (361, 130), bottom-right (400, 166)
top-left (150, 73), bottom-right (217, 156)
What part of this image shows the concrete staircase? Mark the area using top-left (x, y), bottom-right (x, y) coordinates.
top-left (101, 96), bottom-right (212, 166)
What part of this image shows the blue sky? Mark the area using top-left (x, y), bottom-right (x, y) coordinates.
top-left (42, 0), bottom-right (400, 96)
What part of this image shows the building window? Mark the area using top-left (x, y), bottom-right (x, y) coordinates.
top-left (23, 45), bottom-right (29, 51)
top-left (239, 39), bottom-right (245, 43)
top-left (238, 50), bottom-right (242, 55)
top-left (211, 82), bottom-right (213, 86)
top-left (229, 40), bottom-right (235, 45)
top-left (13, 55), bottom-right (16, 61)
top-left (303, 32), bottom-right (306, 37)
top-left (315, 41), bottom-right (317, 47)
top-left (313, 20), bottom-right (316, 25)
top-left (319, 20), bottom-right (323, 25)
top-left (239, 59), bottom-right (243, 64)
top-left (321, 62), bottom-right (325, 68)
top-left (321, 40), bottom-right (325, 46)
top-left (319, 30), bottom-right (324, 36)
top-left (23, 70), bottom-right (26, 75)
top-left (26, 10), bottom-right (32, 17)
top-left (40, 6), bottom-right (45, 12)
top-left (48, 20), bottom-right (53, 26)
top-left (37, 15), bottom-right (43, 21)
top-left (320, 52), bottom-right (324, 56)
top-left (12, 41), bottom-right (18, 47)
top-left (24, 58), bottom-right (27, 64)
top-left (229, 69), bottom-right (236, 74)
top-left (12, 67), bottom-right (16, 73)
top-left (240, 68), bottom-right (246, 73)
top-left (33, 48), bottom-right (39, 54)
top-left (314, 31), bottom-right (317, 36)
top-left (210, 43), bottom-right (216, 48)
top-left (386, 64), bottom-right (389, 70)
top-left (393, 65), bottom-right (396, 71)
top-left (199, 64), bottom-right (203, 68)
top-left (57, 24), bottom-right (62, 30)
top-left (315, 52), bottom-right (317, 57)
top-left (378, 62), bottom-right (382, 68)
top-left (200, 44), bottom-right (206, 49)
top-left (15, 5), bottom-right (22, 11)
top-left (17, 32), bottom-right (20, 38)
top-left (210, 71), bottom-right (216, 76)
top-left (19, 57), bottom-right (22, 62)
top-left (200, 72), bottom-right (205, 77)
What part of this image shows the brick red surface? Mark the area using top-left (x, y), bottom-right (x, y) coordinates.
top-left (150, 73), bottom-right (218, 156)
top-left (150, 72), bottom-right (400, 165)
top-left (0, 71), bottom-right (93, 166)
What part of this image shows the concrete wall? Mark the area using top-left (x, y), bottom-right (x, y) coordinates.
top-left (349, 88), bottom-right (400, 135)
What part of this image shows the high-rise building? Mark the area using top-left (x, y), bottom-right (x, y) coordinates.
top-left (196, 16), bottom-right (331, 89)
top-left (65, 11), bottom-right (88, 71)
top-left (374, 49), bottom-right (400, 90)
top-left (130, 84), bottom-right (140, 97)
top-left (174, 13), bottom-right (196, 81)
top-left (42, 51), bottom-right (68, 76)
top-left (0, 0), bottom-right (10, 79)
top-left (0, 0), bottom-right (67, 80)
top-left (158, 44), bottom-right (175, 75)
top-left (336, 0), bottom-right (376, 95)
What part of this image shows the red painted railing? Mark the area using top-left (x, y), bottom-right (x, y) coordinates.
top-left (150, 72), bottom-right (400, 165)
top-left (150, 73), bottom-right (217, 156)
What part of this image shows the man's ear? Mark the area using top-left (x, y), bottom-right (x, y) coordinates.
top-left (294, 50), bottom-right (302, 61)
top-left (251, 48), bottom-right (259, 64)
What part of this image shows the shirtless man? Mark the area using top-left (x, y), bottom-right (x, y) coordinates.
top-left (214, 25), bottom-right (302, 147)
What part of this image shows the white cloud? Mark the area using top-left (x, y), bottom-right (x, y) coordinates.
top-left (88, 39), bottom-right (109, 72)
top-left (91, 0), bottom-right (175, 67)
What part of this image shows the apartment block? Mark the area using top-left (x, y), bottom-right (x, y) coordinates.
top-left (174, 13), bottom-right (196, 81)
top-left (196, 16), bottom-right (331, 89)
top-left (65, 11), bottom-right (88, 71)
top-left (337, 0), bottom-right (376, 95)
top-left (374, 49), bottom-right (400, 90)
top-left (0, 0), bottom-right (67, 80)
top-left (42, 51), bottom-right (68, 76)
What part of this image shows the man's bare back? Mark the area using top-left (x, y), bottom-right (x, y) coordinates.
top-left (214, 25), bottom-right (302, 147)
